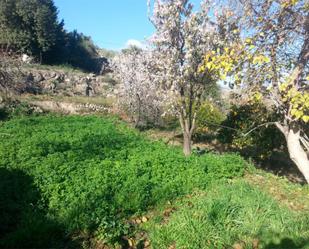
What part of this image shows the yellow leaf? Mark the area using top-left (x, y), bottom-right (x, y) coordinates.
top-left (294, 110), bottom-right (304, 119)
top-left (245, 38), bottom-right (252, 44)
top-left (302, 115), bottom-right (309, 123)
top-left (279, 83), bottom-right (288, 92)
top-left (142, 216), bottom-right (148, 222)
top-left (128, 239), bottom-right (135, 247)
top-left (291, 109), bottom-right (297, 116)
top-left (264, 56), bottom-right (270, 63)
top-left (220, 73), bottom-right (227, 80)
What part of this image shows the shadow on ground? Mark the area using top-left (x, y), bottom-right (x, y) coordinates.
top-left (264, 237), bottom-right (309, 249)
top-left (0, 168), bottom-right (80, 248)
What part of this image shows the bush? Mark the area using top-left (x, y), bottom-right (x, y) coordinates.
top-left (0, 115), bottom-right (247, 245)
top-left (194, 101), bottom-right (225, 140)
top-left (0, 101), bottom-right (43, 121)
top-left (218, 103), bottom-right (285, 160)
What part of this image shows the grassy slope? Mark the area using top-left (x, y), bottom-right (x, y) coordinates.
top-left (20, 94), bottom-right (115, 107)
top-left (141, 176), bottom-right (309, 249)
top-left (0, 114), bottom-right (308, 248)
top-left (0, 115), bottom-right (246, 248)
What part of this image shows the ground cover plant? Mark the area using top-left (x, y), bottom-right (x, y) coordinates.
top-left (0, 115), bottom-right (246, 247)
top-left (142, 180), bottom-right (309, 249)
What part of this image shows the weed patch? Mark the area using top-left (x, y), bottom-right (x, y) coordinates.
top-left (0, 115), bottom-right (246, 246)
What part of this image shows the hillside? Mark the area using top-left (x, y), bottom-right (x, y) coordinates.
top-left (1, 0), bottom-right (308, 248)
top-left (0, 115), bottom-right (308, 249)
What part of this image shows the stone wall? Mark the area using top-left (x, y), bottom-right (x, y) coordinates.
top-left (17, 69), bottom-right (118, 98)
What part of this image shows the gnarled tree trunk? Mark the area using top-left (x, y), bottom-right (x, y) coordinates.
top-left (286, 128), bottom-right (309, 183)
top-left (276, 122), bottom-right (309, 183)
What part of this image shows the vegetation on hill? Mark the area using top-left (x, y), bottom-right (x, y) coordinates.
top-left (114, 0), bottom-right (309, 182)
top-left (0, 0), bottom-right (61, 58)
top-left (143, 180), bottom-right (309, 249)
top-left (0, 114), bottom-right (308, 248)
top-left (0, 0), bottom-right (101, 72)
top-left (0, 0), bottom-right (308, 247)
top-left (0, 115), bottom-right (246, 247)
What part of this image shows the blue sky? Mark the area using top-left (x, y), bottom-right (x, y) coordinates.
top-left (54, 0), bottom-right (201, 51)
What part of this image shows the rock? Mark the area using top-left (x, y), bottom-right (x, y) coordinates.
top-left (33, 72), bottom-right (44, 83)
top-left (10, 66), bottom-right (119, 97)
top-left (21, 54), bottom-right (34, 64)
top-left (49, 72), bottom-right (57, 78)
top-left (26, 73), bottom-right (34, 83)
top-left (54, 73), bottom-right (65, 82)
top-left (141, 216), bottom-right (148, 223)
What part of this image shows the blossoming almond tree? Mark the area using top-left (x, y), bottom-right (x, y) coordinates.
top-left (112, 46), bottom-right (164, 127)
top-left (147, 0), bottom-right (221, 155)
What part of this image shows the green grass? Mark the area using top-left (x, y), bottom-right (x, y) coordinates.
top-left (1, 114), bottom-right (308, 248)
top-left (142, 180), bottom-right (309, 249)
top-left (245, 172), bottom-right (309, 212)
top-left (21, 94), bottom-right (115, 107)
top-left (0, 115), bottom-right (246, 248)
top-left (23, 63), bottom-right (86, 74)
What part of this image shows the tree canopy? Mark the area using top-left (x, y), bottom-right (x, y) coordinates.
top-left (198, 0), bottom-right (309, 182)
top-left (0, 0), bottom-right (101, 72)
top-left (0, 0), bottom-right (61, 57)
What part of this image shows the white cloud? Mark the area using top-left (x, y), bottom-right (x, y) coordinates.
top-left (125, 39), bottom-right (144, 48)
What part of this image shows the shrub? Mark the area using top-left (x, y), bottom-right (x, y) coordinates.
top-left (0, 115), bottom-right (247, 245)
top-left (195, 101), bottom-right (225, 134)
top-left (218, 103), bottom-right (285, 160)
top-left (0, 100), bottom-right (44, 121)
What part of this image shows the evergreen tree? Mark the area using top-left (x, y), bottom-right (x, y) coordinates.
top-left (0, 0), bottom-right (63, 60)
top-left (0, 0), bottom-right (100, 72)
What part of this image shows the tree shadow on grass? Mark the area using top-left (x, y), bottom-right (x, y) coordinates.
top-left (263, 237), bottom-right (309, 249)
top-left (0, 168), bottom-right (80, 248)
top-left (0, 107), bottom-right (9, 121)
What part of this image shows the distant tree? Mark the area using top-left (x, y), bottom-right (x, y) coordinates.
top-left (0, 0), bottom-right (63, 61)
top-left (0, 0), bottom-right (103, 72)
top-left (34, 0), bottom-right (62, 62)
top-left (0, 0), bottom-right (28, 53)
top-left (113, 46), bottom-right (164, 127)
top-left (64, 31), bottom-right (100, 72)
top-left (42, 19), bottom-right (66, 64)
top-left (98, 48), bottom-right (118, 59)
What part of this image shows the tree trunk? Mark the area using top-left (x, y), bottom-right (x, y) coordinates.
top-left (39, 52), bottom-right (42, 64)
top-left (183, 130), bottom-right (192, 156)
top-left (286, 127), bottom-right (309, 183)
top-left (179, 111), bottom-right (197, 156)
top-left (133, 95), bottom-right (141, 128)
top-left (276, 122), bottom-right (309, 183)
